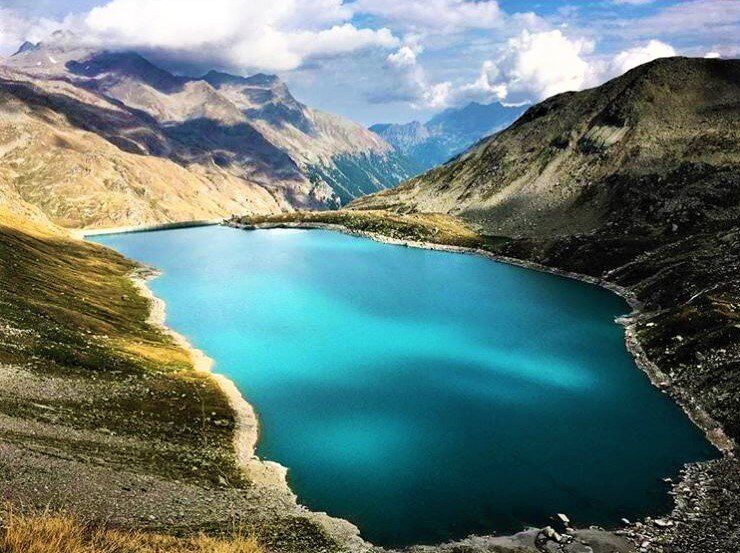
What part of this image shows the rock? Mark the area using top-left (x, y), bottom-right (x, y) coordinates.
top-left (654, 518), bottom-right (673, 527)
top-left (557, 513), bottom-right (570, 525)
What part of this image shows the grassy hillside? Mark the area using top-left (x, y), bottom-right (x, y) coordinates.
top-left (0, 77), bottom-right (284, 229)
top-left (234, 209), bottom-right (482, 247)
top-left (0, 510), bottom-right (261, 553)
top-left (0, 210), bottom-right (343, 552)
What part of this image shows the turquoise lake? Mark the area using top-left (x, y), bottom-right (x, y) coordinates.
top-left (92, 226), bottom-right (717, 547)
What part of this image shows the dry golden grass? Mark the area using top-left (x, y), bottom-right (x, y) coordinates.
top-left (114, 338), bottom-right (193, 368)
top-left (235, 209), bottom-right (483, 248)
top-left (0, 510), bottom-right (263, 553)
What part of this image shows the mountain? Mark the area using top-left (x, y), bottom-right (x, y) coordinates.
top-left (200, 69), bottom-right (417, 204)
top-left (370, 101), bottom-right (526, 174)
top-left (0, 36), bottom-right (414, 228)
top-left (354, 57), bottom-right (740, 239)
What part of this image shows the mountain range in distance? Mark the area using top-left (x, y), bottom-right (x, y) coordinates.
top-left (370, 101), bottom-right (527, 174)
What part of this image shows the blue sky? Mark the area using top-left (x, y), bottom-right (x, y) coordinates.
top-left (0, 0), bottom-right (737, 124)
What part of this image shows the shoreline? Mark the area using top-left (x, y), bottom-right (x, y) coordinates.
top-left (75, 219), bottom-right (223, 238)
top-left (232, 220), bottom-right (735, 456)
top-left (123, 264), bottom-right (369, 552)
top-left (128, 266), bottom-right (293, 490)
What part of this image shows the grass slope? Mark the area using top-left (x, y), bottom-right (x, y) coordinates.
top-left (0, 211), bottom-right (340, 552)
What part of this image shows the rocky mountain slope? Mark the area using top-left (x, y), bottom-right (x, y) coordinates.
top-left (351, 56), bottom-right (740, 553)
top-left (356, 58), bottom-right (739, 237)
top-left (0, 34), bottom-right (414, 228)
top-left (370, 101), bottom-right (525, 174)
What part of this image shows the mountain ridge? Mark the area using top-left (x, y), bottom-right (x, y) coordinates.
top-left (354, 56), bottom-right (740, 237)
top-left (0, 36), bottom-right (415, 228)
top-left (370, 101), bottom-right (526, 174)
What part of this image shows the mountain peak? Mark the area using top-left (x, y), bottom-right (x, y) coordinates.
top-left (201, 69), bottom-right (251, 87)
top-left (373, 101), bottom-right (525, 173)
top-left (201, 70), bottom-right (286, 93)
top-left (13, 41), bottom-right (39, 56)
top-left (243, 74), bottom-right (285, 89)
top-left (64, 50), bottom-right (186, 93)
top-left (47, 29), bottom-right (81, 47)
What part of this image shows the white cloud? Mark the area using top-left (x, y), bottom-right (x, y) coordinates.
top-left (381, 29), bottom-right (596, 109)
top-left (0, 8), bottom-right (62, 54)
top-left (352, 0), bottom-right (505, 32)
top-left (609, 39), bottom-right (676, 75)
top-left (457, 60), bottom-right (508, 103)
top-left (82, 0), bottom-right (399, 71)
top-left (287, 25), bottom-right (398, 60)
top-left (488, 30), bottom-right (597, 103)
top-left (1, 0), bottom-right (398, 72)
top-left (704, 51), bottom-right (721, 58)
top-left (387, 45), bottom-right (420, 69)
top-left (421, 82), bottom-right (454, 109)
top-left (614, 0), bottom-right (740, 41)
top-left (380, 39), bottom-right (434, 107)
top-left (381, 29), bottom-right (681, 111)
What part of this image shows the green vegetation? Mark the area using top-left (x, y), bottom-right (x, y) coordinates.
top-left (0, 216), bottom-right (240, 485)
top-left (306, 152), bottom-right (419, 206)
top-left (233, 209), bottom-right (483, 248)
top-left (0, 213), bottom-right (342, 552)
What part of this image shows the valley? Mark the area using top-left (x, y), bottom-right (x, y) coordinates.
top-left (0, 47), bottom-right (738, 553)
top-left (370, 101), bottom-right (526, 174)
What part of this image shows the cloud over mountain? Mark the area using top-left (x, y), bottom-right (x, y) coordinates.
top-left (381, 29), bottom-right (680, 110)
top-left (1, 0), bottom-right (399, 72)
top-left (0, 0), bottom-right (735, 124)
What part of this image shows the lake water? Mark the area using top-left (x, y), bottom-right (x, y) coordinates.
top-left (92, 226), bottom-right (717, 547)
